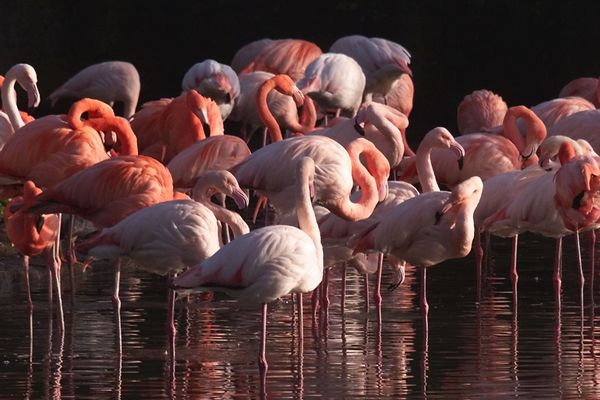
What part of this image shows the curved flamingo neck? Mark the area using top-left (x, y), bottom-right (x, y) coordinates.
top-left (200, 197), bottom-right (249, 239)
top-left (364, 104), bottom-right (409, 167)
top-left (415, 137), bottom-right (440, 193)
top-left (299, 96), bottom-right (317, 132)
top-left (87, 116), bottom-right (139, 155)
top-left (295, 157), bottom-right (323, 271)
top-left (558, 142), bottom-right (576, 164)
top-left (331, 138), bottom-right (383, 221)
top-left (207, 101), bottom-right (224, 136)
top-left (257, 78), bottom-right (284, 142)
top-left (502, 105), bottom-right (546, 153)
top-left (66, 98), bottom-right (115, 129)
top-left (1, 66), bottom-right (25, 130)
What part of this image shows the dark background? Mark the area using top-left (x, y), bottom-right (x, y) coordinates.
top-left (2, 0), bottom-right (600, 145)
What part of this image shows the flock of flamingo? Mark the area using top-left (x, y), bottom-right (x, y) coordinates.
top-left (2, 34), bottom-right (600, 383)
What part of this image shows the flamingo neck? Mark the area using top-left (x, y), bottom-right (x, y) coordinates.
top-left (208, 105), bottom-right (224, 136)
top-left (66, 98), bottom-right (115, 129)
top-left (330, 139), bottom-right (381, 221)
top-left (295, 158), bottom-right (323, 273)
top-left (1, 68), bottom-right (25, 130)
top-left (257, 80), bottom-right (283, 142)
top-left (88, 116), bottom-right (138, 155)
top-left (416, 141), bottom-right (440, 193)
top-left (363, 104), bottom-right (408, 168)
top-left (201, 198), bottom-right (249, 239)
top-left (298, 96), bottom-right (317, 133)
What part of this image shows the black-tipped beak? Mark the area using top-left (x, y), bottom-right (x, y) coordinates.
top-left (457, 156), bottom-right (464, 170)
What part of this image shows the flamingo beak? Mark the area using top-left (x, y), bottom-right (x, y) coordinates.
top-left (451, 142), bottom-right (465, 170)
top-left (291, 86), bottom-right (305, 108)
top-left (378, 179), bottom-right (389, 202)
top-left (231, 186), bottom-right (250, 209)
top-left (27, 82), bottom-right (40, 108)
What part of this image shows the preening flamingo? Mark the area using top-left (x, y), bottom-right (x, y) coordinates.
top-left (167, 135), bottom-right (251, 190)
top-left (238, 38), bottom-right (323, 81)
top-left (173, 156), bottom-right (323, 376)
top-left (231, 38), bottom-right (274, 73)
top-left (181, 59), bottom-right (240, 120)
top-left (0, 99), bottom-right (136, 197)
top-left (372, 73), bottom-right (414, 118)
top-left (1, 63), bottom-right (40, 133)
top-left (329, 35), bottom-right (412, 101)
top-left (399, 105), bottom-right (546, 188)
top-left (231, 135), bottom-right (389, 222)
top-left (547, 109), bottom-right (600, 153)
top-left (130, 90), bottom-right (221, 163)
top-left (457, 89), bottom-right (507, 135)
top-left (537, 136), bottom-right (597, 171)
top-left (4, 181), bottom-right (63, 330)
top-left (559, 77), bottom-right (600, 107)
top-left (49, 61), bottom-right (141, 118)
top-left (528, 96), bottom-right (595, 129)
top-left (295, 53), bottom-right (366, 118)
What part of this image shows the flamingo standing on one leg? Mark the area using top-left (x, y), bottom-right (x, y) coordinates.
top-left (4, 181), bottom-right (62, 331)
top-left (48, 61), bottom-right (141, 118)
top-left (173, 156), bottom-right (323, 387)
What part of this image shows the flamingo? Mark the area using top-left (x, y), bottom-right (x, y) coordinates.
top-left (74, 170), bottom-right (249, 336)
top-left (537, 136), bottom-right (597, 171)
top-left (129, 90), bottom-right (221, 163)
top-left (559, 77), bottom-right (600, 107)
top-left (547, 109), bottom-right (600, 153)
top-left (181, 59), bottom-right (240, 120)
top-left (238, 38), bottom-right (323, 81)
top-left (230, 73), bottom-right (316, 146)
top-left (1, 63), bottom-right (40, 134)
top-left (230, 38), bottom-right (274, 73)
top-left (172, 156), bottom-right (323, 378)
top-left (329, 35), bottom-right (412, 101)
top-left (231, 135), bottom-right (389, 222)
top-left (456, 89), bottom-right (507, 135)
top-left (528, 96), bottom-right (595, 129)
top-left (167, 135), bottom-right (251, 190)
top-left (372, 74), bottom-right (414, 118)
top-left (3, 181), bottom-right (63, 330)
top-left (0, 99), bottom-right (137, 195)
top-left (351, 175), bottom-right (484, 331)
top-left (48, 61), bottom-right (141, 118)
top-left (399, 105), bottom-right (546, 188)
top-left (295, 53), bottom-right (366, 119)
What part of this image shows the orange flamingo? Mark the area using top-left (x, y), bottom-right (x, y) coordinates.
top-left (0, 98), bottom-right (137, 196)
top-left (4, 181), bottom-right (63, 330)
top-left (130, 90), bottom-right (220, 163)
top-left (231, 38), bottom-right (274, 73)
top-left (181, 59), bottom-right (240, 120)
top-left (238, 38), bottom-right (323, 81)
top-left (457, 89), bottom-right (508, 135)
top-left (48, 61), bottom-right (141, 118)
top-left (399, 105), bottom-right (546, 188)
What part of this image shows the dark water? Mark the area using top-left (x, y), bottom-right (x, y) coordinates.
top-left (1, 232), bottom-right (599, 399)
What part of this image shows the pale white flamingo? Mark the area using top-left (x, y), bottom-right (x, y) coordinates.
top-left (1, 63), bottom-right (40, 134)
top-left (49, 61), bottom-right (140, 118)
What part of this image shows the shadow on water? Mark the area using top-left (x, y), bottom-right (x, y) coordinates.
top-left (1, 231), bottom-right (600, 398)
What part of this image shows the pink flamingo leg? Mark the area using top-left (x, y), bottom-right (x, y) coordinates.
top-left (420, 267), bottom-right (429, 334)
top-left (23, 255), bottom-right (33, 345)
top-left (167, 273), bottom-right (177, 340)
top-left (321, 268), bottom-right (330, 309)
top-left (46, 240), bottom-right (65, 332)
top-left (113, 258), bottom-right (123, 355)
top-left (474, 227), bottom-right (483, 302)
top-left (554, 237), bottom-right (563, 303)
top-left (364, 273), bottom-right (370, 312)
top-left (258, 302), bottom-right (269, 372)
top-left (589, 230), bottom-right (596, 303)
top-left (341, 264), bottom-right (347, 315)
top-left (65, 215), bottom-right (77, 305)
top-left (296, 293), bottom-right (304, 345)
top-left (311, 286), bottom-right (320, 323)
top-left (510, 234), bottom-right (519, 297)
top-left (374, 253), bottom-right (383, 307)
top-left (575, 231), bottom-right (585, 307)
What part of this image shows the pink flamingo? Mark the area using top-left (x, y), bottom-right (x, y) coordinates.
top-left (231, 38), bottom-right (274, 73)
top-left (372, 74), bottom-right (414, 117)
top-left (559, 77), bottom-right (600, 107)
top-left (49, 61), bottom-right (140, 118)
top-left (351, 175), bottom-right (484, 332)
top-left (173, 156), bottom-right (323, 380)
top-left (329, 35), bottom-right (412, 101)
top-left (399, 105), bottom-right (546, 188)
top-left (232, 135), bottom-right (389, 222)
top-left (316, 127), bottom-right (465, 309)
top-left (547, 109), bottom-right (600, 152)
top-left (238, 38), bottom-right (323, 81)
top-left (295, 53), bottom-right (366, 119)
top-left (528, 96), bottom-right (595, 129)
top-left (181, 59), bottom-right (240, 120)
top-left (457, 89), bottom-right (507, 135)
top-left (4, 181), bottom-right (62, 330)
top-left (75, 170), bottom-right (249, 337)
top-left (537, 136), bottom-right (597, 171)
top-left (130, 90), bottom-right (221, 163)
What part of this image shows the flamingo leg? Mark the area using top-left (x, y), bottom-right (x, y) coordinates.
top-left (474, 227), bottom-right (483, 302)
top-left (167, 273), bottom-right (177, 340)
top-left (374, 253), bottom-right (383, 307)
top-left (420, 267), bottom-right (429, 334)
top-left (296, 293), bottom-right (304, 345)
top-left (575, 230), bottom-right (585, 307)
top-left (113, 258), bottom-right (123, 355)
top-left (510, 234), bottom-right (519, 294)
top-left (24, 255), bottom-right (33, 346)
top-left (364, 272), bottom-right (370, 312)
top-left (258, 303), bottom-right (269, 373)
top-left (589, 230), bottom-right (596, 304)
top-left (47, 238), bottom-right (65, 332)
top-left (321, 268), bottom-right (330, 309)
top-left (65, 215), bottom-right (76, 305)
top-left (554, 237), bottom-right (563, 303)
top-left (341, 264), bottom-right (346, 316)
